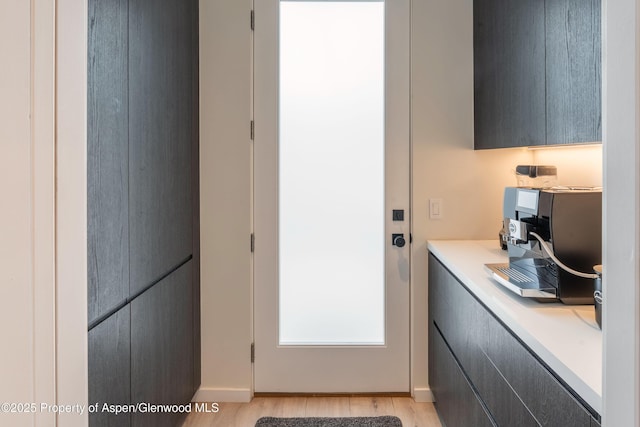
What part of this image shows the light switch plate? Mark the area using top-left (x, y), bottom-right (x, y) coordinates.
top-left (429, 198), bottom-right (443, 219)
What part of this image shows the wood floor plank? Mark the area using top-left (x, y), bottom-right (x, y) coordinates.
top-left (349, 396), bottom-right (395, 417)
top-left (304, 397), bottom-right (351, 417)
top-left (206, 402), bottom-right (241, 427)
top-left (275, 397), bottom-right (307, 418)
top-left (182, 397), bottom-right (442, 426)
top-left (413, 401), bottom-right (442, 427)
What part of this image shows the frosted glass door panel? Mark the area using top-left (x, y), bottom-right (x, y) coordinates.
top-left (279, 1), bottom-right (385, 345)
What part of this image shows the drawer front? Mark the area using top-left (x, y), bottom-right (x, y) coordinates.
top-left (429, 253), bottom-right (488, 369)
top-left (483, 316), bottom-right (591, 426)
top-left (430, 323), bottom-right (495, 427)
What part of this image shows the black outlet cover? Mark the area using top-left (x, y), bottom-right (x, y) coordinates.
top-left (392, 210), bottom-right (404, 221)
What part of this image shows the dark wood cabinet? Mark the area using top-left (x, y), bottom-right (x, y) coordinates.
top-left (128, 0), bottom-right (195, 294)
top-left (87, 0), bottom-right (199, 425)
top-left (428, 253), bottom-right (598, 426)
top-left (473, 0), bottom-right (601, 149)
top-left (87, 0), bottom-right (130, 325)
top-left (88, 306), bottom-right (131, 427)
top-left (483, 312), bottom-right (592, 426)
top-left (429, 324), bottom-right (495, 427)
top-left (545, 0), bottom-right (601, 145)
top-left (131, 262), bottom-right (194, 427)
top-left (473, 0), bottom-right (546, 149)
top-left (430, 254), bottom-right (539, 426)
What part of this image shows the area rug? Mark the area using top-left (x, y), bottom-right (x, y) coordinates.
top-left (255, 416), bottom-right (402, 427)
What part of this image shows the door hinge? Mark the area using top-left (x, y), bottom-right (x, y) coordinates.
top-left (251, 342), bottom-right (255, 363)
top-left (250, 10), bottom-right (255, 31)
top-left (251, 233), bottom-right (255, 253)
top-left (250, 120), bottom-right (255, 141)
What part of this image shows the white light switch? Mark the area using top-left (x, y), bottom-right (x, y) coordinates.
top-left (429, 198), bottom-right (443, 219)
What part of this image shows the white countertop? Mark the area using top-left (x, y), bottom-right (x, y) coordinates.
top-left (427, 240), bottom-right (602, 415)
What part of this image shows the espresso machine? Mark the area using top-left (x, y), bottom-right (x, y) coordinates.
top-left (486, 187), bottom-right (602, 305)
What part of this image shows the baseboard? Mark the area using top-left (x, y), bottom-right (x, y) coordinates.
top-left (192, 386), bottom-right (431, 403)
top-left (192, 387), bottom-right (253, 403)
top-left (412, 387), bottom-right (434, 402)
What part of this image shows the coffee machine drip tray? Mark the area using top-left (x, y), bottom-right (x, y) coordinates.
top-left (484, 263), bottom-right (557, 299)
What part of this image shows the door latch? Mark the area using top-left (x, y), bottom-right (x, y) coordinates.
top-left (392, 234), bottom-right (406, 248)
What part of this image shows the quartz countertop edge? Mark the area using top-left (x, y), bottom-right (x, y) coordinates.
top-left (427, 239), bottom-right (602, 415)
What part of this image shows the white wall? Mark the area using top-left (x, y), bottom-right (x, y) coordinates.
top-left (197, 0), bottom-right (254, 402)
top-left (531, 144), bottom-right (603, 187)
top-left (602, 0), bottom-right (640, 425)
top-left (0, 2), bottom-right (40, 425)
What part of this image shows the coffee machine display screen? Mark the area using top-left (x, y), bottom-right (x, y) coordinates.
top-left (516, 189), bottom-right (539, 214)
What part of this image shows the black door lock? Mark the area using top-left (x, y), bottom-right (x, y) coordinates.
top-left (392, 234), bottom-right (406, 248)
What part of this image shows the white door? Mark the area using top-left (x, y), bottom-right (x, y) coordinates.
top-left (254, 0), bottom-right (410, 393)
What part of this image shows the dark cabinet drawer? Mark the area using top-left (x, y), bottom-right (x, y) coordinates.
top-left (484, 317), bottom-right (591, 426)
top-left (430, 323), bottom-right (495, 427)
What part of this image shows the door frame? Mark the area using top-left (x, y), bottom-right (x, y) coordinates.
top-left (252, 0), bottom-right (412, 393)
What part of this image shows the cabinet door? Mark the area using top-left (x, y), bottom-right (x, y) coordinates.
top-left (474, 0), bottom-right (546, 149)
top-left (88, 306), bottom-right (131, 427)
top-left (128, 0), bottom-right (195, 293)
top-left (545, 0), bottom-right (601, 145)
top-left (430, 325), bottom-right (495, 427)
top-left (131, 261), bottom-right (194, 427)
top-left (87, 0), bottom-right (129, 325)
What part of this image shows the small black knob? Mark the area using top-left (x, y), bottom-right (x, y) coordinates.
top-left (392, 234), bottom-right (406, 248)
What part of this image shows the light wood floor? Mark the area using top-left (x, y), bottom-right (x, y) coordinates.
top-left (182, 397), bottom-right (442, 427)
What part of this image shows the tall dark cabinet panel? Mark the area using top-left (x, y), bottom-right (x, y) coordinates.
top-left (545, 0), bottom-right (602, 144)
top-left (87, 0), bottom-right (129, 326)
top-left (131, 263), bottom-right (194, 427)
top-left (129, 0), bottom-right (194, 294)
top-left (88, 0), bottom-right (199, 425)
top-left (473, 0), bottom-right (546, 149)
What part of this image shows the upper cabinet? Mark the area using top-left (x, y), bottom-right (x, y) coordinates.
top-left (545, 0), bottom-right (601, 145)
top-left (474, 0), bottom-right (601, 149)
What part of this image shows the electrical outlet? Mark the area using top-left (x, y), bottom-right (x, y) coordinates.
top-left (429, 198), bottom-right (443, 219)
